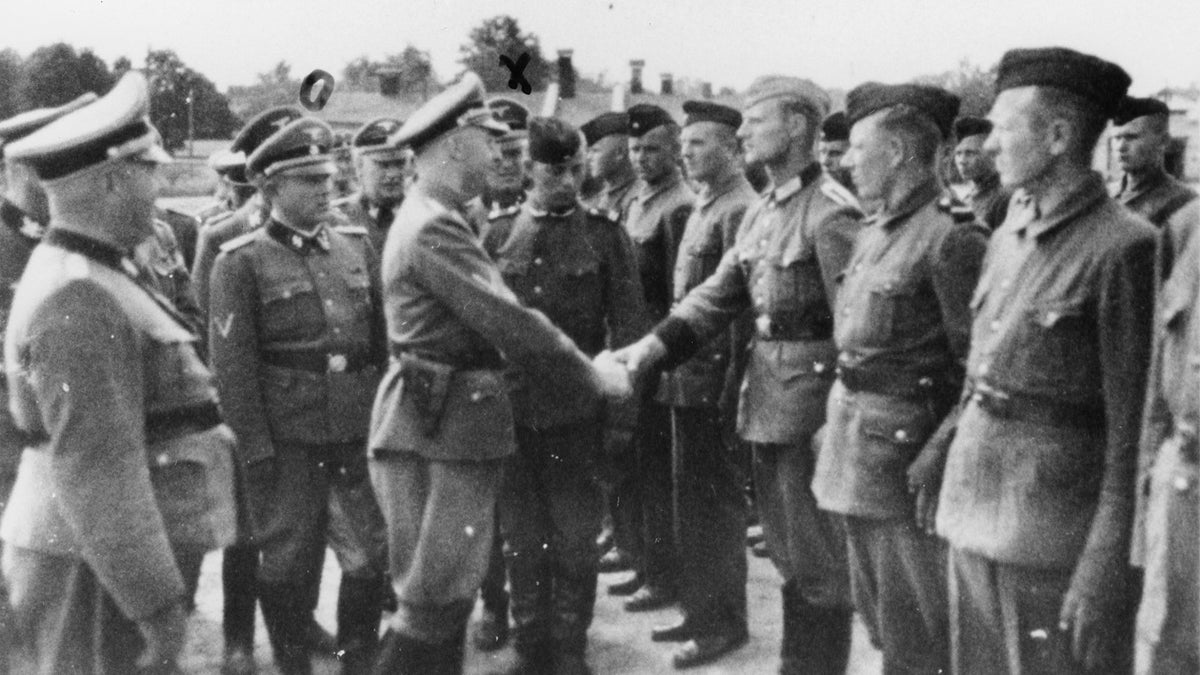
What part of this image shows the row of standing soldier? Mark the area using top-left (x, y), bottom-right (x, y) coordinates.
top-left (0, 41), bottom-right (1196, 675)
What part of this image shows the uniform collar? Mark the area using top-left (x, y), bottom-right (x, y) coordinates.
top-left (768, 162), bottom-right (823, 205)
top-left (869, 179), bottom-right (942, 230)
top-left (267, 219), bottom-right (331, 253)
top-left (43, 228), bottom-right (141, 278)
top-left (366, 195), bottom-right (400, 228)
top-left (697, 171), bottom-right (745, 208)
top-left (1014, 171), bottom-right (1107, 240)
top-left (969, 171), bottom-right (1001, 197)
top-left (604, 174), bottom-right (637, 198)
top-left (637, 170), bottom-right (683, 204)
top-left (1118, 166), bottom-right (1169, 201)
top-left (527, 202), bottom-right (578, 219)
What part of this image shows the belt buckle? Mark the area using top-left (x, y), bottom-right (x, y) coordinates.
top-left (327, 353), bottom-right (348, 373)
top-left (973, 382), bottom-right (1011, 417)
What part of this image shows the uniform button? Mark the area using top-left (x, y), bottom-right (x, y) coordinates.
top-left (325, 299), bottom-right (334, 307)
top-left (156, 453), bottom-right (170, 466)
top-left (470, 391), bottom-right (483, 402)
top-left (854, 264), bottom-right (862, 272)
top-left (894, 429), bottom-right (909, 442)
top-left (842, 308), bottom-right (851, 316)
top-left (990, 320), bottom-right (1001, 331)
top-left (972, 393), bottom-right (984, 404)
top-left (534, 258), bottom-right (544, 266)
top-left (813, 362), bottom-right (826, 374)
top-left (319, 271), bottom-right (327, 277)
top-left (333, 327), bottom-right (342, 334)
top-left (534, 286), bottom-right (543, 294)
top-left (1000, 279), bottom-right (1012, 289)
top-left (978, 363), bottom-right (989, 375)
top-left (759, 239), bottom-right (767, 247)
top-left (1174, 476), bottom-right (1191, 492)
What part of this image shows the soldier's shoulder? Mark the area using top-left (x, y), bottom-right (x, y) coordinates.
top-left (585, 205), bottom-right (622, 225)
top-left (818, 178), bottom-right (861, 212)
top-left (487, 202), bottom-right (522, 222)
top-left (218, 228), bottom-right (264, 254)
top-left (333, 224), bottom-right (369, 237)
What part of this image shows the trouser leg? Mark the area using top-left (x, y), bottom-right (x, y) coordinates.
top-left (636, 402), bottom-right (678, 590)
top-left (672, 407), bottom-right (747, 636)
top-left (480, 512), bottom-right (509, 617)
top-left (222, 543), bottom-right (259, 651)
top-left (845, 516), bottom-right (948, 674)
top-left (499, 434), bottom-right (554, 660)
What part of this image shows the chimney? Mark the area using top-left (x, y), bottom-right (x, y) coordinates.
top-left (661, 73), bottom-right (673, 96)
top-left (701, 82), bottom-right (713, 99)
top-left (557, 49), bottom-right (575, 99)
top-left (630, 59), bottom-right (645, 95)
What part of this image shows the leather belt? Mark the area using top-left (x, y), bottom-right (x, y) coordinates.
top-left (388, 344), bottom-right (505, 371)
top-left (19, 401), bottom-right (223, 447)
top-left (837, 364), bottom-right (951, 400)
top-left (263, 350), bottom-right (375, 374)
top-left (754, 314), bottom-right (833, 342)
top-left (965, 378), bottom-right (1101, 428)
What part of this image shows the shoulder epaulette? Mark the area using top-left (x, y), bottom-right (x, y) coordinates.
top-left (820, 179), bottom-right (861, 211)
top-left (162, 206), bottom-right (198, 221)
top-left (334, 224), bottom-right (369, 236)
top-left (586, 206), bottom-right (621, 224)
top-left (331, 195), bottom-right (354, 208)
top-left (219, 229), bottom-right (260, 253)
top-left (937, 195), bottom-right (978, 224)
top-left (487, 203), bottom-right (522, 221)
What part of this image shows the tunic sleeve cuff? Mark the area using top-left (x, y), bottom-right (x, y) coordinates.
top-left (653, 316), bottom-right (702, 370)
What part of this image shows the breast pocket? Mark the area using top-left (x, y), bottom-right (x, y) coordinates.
top-left (863, 278), bottom-right (916, 345)
top-left (680, 239), bottom-right (723, 296)
top-left (767, 249), bottom-right (828, 331)
top-left (497, 257), bottom-right (533, 301)
top-left (343, 265), bottom-right (372, 320)
top-left (260, 276), bottom-right (323, 341)
top-left (1015, 300), bottom-right (1093, 391)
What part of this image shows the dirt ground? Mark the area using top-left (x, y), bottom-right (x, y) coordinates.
top-left (179, 546), bottom-right (882, 674)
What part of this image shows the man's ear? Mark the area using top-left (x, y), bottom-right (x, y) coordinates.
top-left (1045, 117), bottom-right (1073, 158)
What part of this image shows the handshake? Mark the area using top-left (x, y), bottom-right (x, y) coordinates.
top-left (590, 335), bottom-right (668, 400)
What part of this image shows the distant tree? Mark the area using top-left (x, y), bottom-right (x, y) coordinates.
top-left (383, 46), bottom-right (436, 98)
top-left (913, 59), bottom-right (998, 118)
top-left (112, 55), bottom-right (133, 78)
top-left (0, 50), bottom-right (23, 120)
top-left (227, 60), bottom-right (300, 120)
top-left (459, 15), bottom-right (551, 92)
top-left (342, 55), bottom-right (373, 91)
top-left (20, 43), bottom-right (114, 108)
top-left (144, 49), bottom-right (240, 151)
top-left (259, 61), bottom-right (295, 88)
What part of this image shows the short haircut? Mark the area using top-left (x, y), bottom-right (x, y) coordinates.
top-left (776, 98), bottom-right (820, 149)
top-left (875, 104), bottom-right (943, 165)
top-left (1033, 87), bottom-right (1109, 160)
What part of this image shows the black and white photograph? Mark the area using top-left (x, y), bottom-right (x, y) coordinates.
top-left (1, 0), bottom-right (1198, 672)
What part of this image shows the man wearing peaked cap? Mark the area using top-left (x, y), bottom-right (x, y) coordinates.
top-left (467, 97), bottom-right (530, 238)
top-left (646, 99), bottom-right (755, 668)
top-left (813, 81), bottom-right (987, 675)
top-left (935, 47), bottom-right (1153, 673)
top-left (1, 72), bottom-right (237, 675)
top-left (613, 102), bottom-right (692, 613)
top-left (367, 71), bottom-right (631, 674)
top-left (953, 116), bottom-right (1009, 230)
top-left (582, 111), bottom-right (639, 223)
top-left (335, 117), bottom-right (411, 254)
top-left (481, 115), bottom-right (648, 674)
top-left (192, 105), bottom-right (306, 318)
top-left (0, 89), bottom-right (95, 675)
top-left (612, 72), bottom-right (864, 674)
top-left (196, 148), bottom-right (253, 228)
top-left (1111, 96), bottom-right (1196, 228)
top-left (207, 114), bottom-right (389, 675)
top-left (819, 111), bottom-right (854, 192)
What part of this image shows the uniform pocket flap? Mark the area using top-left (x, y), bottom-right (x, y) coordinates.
top-left (565, 258), bottom-right (601, 277)
top-left (1030, 300), bottom-right (1086, 328)
top-left (871, 278), bottom-right (916, 296)
top-left (148, 424), bottom-right (235, 468)
top-left (262, 277), bottom-right (316, 303)
top-left (497, 257), bottom-right (531, 276)
top-left (457, 369), bottom-right (507, 402)
top-left (859, 401), bottom-right (930, 446)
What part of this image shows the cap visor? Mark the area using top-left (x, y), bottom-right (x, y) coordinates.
top-left (274, 160), bottom-right (337, 177)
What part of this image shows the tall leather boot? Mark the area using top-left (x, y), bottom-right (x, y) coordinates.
top-left (336, 574), bottom-right (384, 675)
top-left (432, 621), bottom-right (469, 675)
top-left (258, 582), bottom-right (313, 675)
top-left (222, 545), bottom-right (259, 675)
top-left (370, 630), bottom-right (437, 675)
top-left (779, 580), bottom-right (852, 675)
top-left (551, 559), bottom-right (597, 675)
top-left (507, 550), bottom-right (554, 675)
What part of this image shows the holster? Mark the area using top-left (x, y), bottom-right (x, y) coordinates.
top-left (398, 353), bottom-right (455, 438)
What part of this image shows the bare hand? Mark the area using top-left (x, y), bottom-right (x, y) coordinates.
top-left (1058, 582), bottom-right (1122, 669)
top-left (593, 350), bottom-right (634, 399)
top-left (609, 335), bottom-right (667, 379)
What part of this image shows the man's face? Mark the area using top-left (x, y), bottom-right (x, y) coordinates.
top-left (271, 172), bottom-right (334, 229)
top-left (629, 125), bottom-right (678, 184)
top-left (587, 134), bottom-right (629, 182)
top-left (681, 122), bottom-right (735, 184)
top-left (738, 99), bottom-right (804, 166)
top-left (457, 127), bottom-right (500, 198)
top-left (357, 153), bottom-right (409, 207)
top-left (489, 136), bottom-right (527, 195)
top-left (953, 135), bottom-right (995, 183)
top-left (528, 153), bottom-right (584, 211)
top-left (1113, 116), bottom-right (1166, 174)
top-left (842, 113), bottom-right (894, 202)
top-left (818, 140), bottom-right (849, 176)
top-left (984, 87), bottom-right (1055, 190)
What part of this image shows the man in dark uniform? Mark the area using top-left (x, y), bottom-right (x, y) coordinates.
top-left (936, 47), bottom-right (1153, 674)
top-left (1135, 197), bottom-right (1200, 673)
top-left (482, 116), bottom-right (647, 674)
top-left (197, 148), bottom-right (258, 229)
top-left (208, 116), bottom-right (389, 674)
top-left (613, 75), bottom-right (862, 674)
top-left (1111, 96), bottom-right (1197, 228)
top-left (0, 91), bottom-right (96, 675)
top-left (192, 105), bottom-right (304, 316)
top-left (2, 72), bottom-right (237, 675)
top-left (582, 112), bottom-right (640, 222)
top-left (367, 73), bottom-right (631, 674)
top-left (335, 117), bottom-right (410, 255)
top-left (333, 132), bottom-right (358, 199)
top-left (612, 104), bottom-right (694, 611)
top-left (812, 83), bottom-right (987, 674)
top-left (646, 100), bottom-right (756, 669)
top-left (467, 97), bottom-right (530, 231)
top-left (818, 111), bottom-right (854, 192)
top-left (953, 116), bottom-right (1009, 231)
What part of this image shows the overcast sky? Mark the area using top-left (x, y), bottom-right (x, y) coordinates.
top-left (7, 0), bottom-right (1199, 96)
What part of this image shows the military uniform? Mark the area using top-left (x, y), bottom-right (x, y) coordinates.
top-left (1, 74), bottom-right (236, 675)
top-left (814, 171), bottom-right (986, 672)
top-left (964, 171), bottom-right (1010, 231)
top-left (656, 167), bottom-right (755, 642)
top-left (336, 192), bottom-right (397, 257)
top-left (192, 195), bottom-right (267, 319)
top-left (208, 118), bottom-right (388, 674)
top-left (0, 201), bottom-right (41, 514)
top-left (654, 159), bottom-right (862, 671)
top-left (484, 194), bottom-right (647, 664)
top-left (366, 73), bottom-right (608, 672)
top-left (936, 173), bottom-right (1154, 673)
top-left (1132, 199), bottom-right (1200, 673)
top-left (588, 174), bottom-right (639, 223)
top-left (1113, 166), bottom-right (1198, 228)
